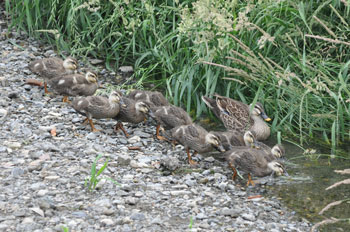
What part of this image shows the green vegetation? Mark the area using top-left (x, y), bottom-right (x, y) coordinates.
top-left (61, 226), bottom-right (69, 232)
top-left (188, 216), bottom-right (193, 229)
top-left (85, 154), bottom-right (119, 192)
top-left (5, 0), bottom-right (350, 153)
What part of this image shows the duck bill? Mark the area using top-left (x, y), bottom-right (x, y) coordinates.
top-left (283, 169), bottom-right (289, 177)
top-left (261, 112), bottom-right (271, 122)
top-left (251, 141), bottom-right (260, 149)
top-left (215, 144), bottom-right (226, 152)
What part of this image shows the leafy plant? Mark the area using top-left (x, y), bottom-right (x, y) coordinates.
top-left (84, 154), bottom-right (119, 191)
top-left (188, 216), bottom-right (193, 229)
top-left (61, 226), bottom-right (69, 232)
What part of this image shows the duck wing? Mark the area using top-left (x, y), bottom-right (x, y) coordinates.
top-left (214, 94), bottom-right (253, 132)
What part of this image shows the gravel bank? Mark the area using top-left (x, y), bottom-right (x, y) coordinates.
top-left (0, 20), bottom-right (313, 232)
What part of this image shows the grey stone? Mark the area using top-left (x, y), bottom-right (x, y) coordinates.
top-left (196, 213), bottom-right (208, 220)
top-left (127, 135), bottom-right (140, 144)
top-left (204, 157), bottom-right (215, 162)
top-left (101, 218), bottom-right (115, 226)
top-left (219, 207), bottom-right (241, 217)
top-left (0, 76), bottom-right (9, 87)
top-left (86, 132), bottom-right (97, 140)
top-left (72, 211), bottom-right (88, 218)
top-left (130, 213), bottom-right (145, 221)
top-left (124, 197), bottom-right (138, 205)
top-left (242, 213), bottom-right (256, 222)
top-left (133, 130), bottom-right (151, 138)
top-left (11, 167), bottom-right (25, 177)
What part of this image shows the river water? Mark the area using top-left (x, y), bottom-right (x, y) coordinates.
top-left (266, 140), bottom-right (350, 232)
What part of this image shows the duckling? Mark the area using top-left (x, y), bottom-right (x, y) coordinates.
top-left (49, 71), bottom-right (98, 102)
top-left (202, 94), bottom-right (271, 141)
top-left (170, 124), bottom-right (225, 165)
top-left (149, 105), bottom-right (192, 141)
top-left (224, 147), bottom-right (287, 186)
top-left (209, 130), bottom-right (245, 151)
top-left (72, 91), bottom-right (123, 132)
top-left (219, 130), bottom-right (283, 161)
top-left (113, 99), bottom-right (151, 137)
top-left (29, 57), bottom-right (78, 94)
top-left (259, 144), bottom-right (285, 162)
top-left (239, 130), bottom-right (285, 161)
top-left (127, 90), bottom-right (170, 108)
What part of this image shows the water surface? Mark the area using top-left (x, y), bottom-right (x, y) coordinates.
top-left (267, 141), bottom-right (350, 232)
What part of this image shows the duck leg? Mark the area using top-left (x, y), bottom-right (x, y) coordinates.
top-left (171, 139), bottom-right (178, 148)
top-left (62, 96), bottom-right (71, 103)
top-left (88, 119), bottom-right (100, 132)
top-left (156, 124), bottom-right (170, 142)
top-left (246, 173), bottom-right (255, 187)
top-left (114, 122), bottom-right (130, 137)
top-left (228, 163), bottom-right (237, 180)
top-left (82, 118), bottom-right (89, 125)
top-left (186, 148), bottom-right (198, 165)
top-left (43, 82), bottom-right (52, 94)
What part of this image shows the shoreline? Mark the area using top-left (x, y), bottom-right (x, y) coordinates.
top-left (0, 25), bottom-right (313, 232)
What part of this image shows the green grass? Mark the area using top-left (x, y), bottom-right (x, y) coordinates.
top-left (188, 216), bottom-right (193, 229)
top-left (5, 0), bottom-right (350, 155)
top-left (84, 154), bottom-right (119, 192)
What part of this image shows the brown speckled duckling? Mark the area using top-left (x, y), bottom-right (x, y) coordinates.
top-left (49, 71), bottom-right (98, 102)
top-left (29, 57), bottom-right (77, 93)
top-left (209, 130), bottom-right (246, 151)
top-left (170, 124), bottom-right (225, 165)
top-left (224, 134), bottom-right (287, 186)
top-left (202, 94), bottom-right (271, 141)
top-left (127, 90), bottom-right (169, 108)
top-left (72, 91), bottom-right (123, 132)
top-left (150, 105), bottom-right (192, 141)
top-left (113, 98), bottom-right (151, 137)
top-left (235, 131), bottom-right (285, 162)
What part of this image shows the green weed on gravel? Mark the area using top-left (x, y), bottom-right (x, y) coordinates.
top-left (85, 154), bottom-right (120, 192)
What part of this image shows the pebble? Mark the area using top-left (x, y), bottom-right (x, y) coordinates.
top-left (37, 189), bottom-right (48, 197)
top-left (86, 132), bottom-right (97, 140)
top-left (11, 167), bottom-right (25, 177)
top-left (219, 207), bottom-right (242, 217)
top-left (242, 213), bottom-right (256, 221)
top-left (130, 213), bottom-right (146, 221)
top-left (101, 218), bottom-right (115, 226)
top-left (127, 135), bottom-right (141, 144)
top-left (28, 160), bottom-right (43, 171)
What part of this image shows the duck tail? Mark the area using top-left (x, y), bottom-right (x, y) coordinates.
top-left (28, 60), bottom-right (41, 73)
